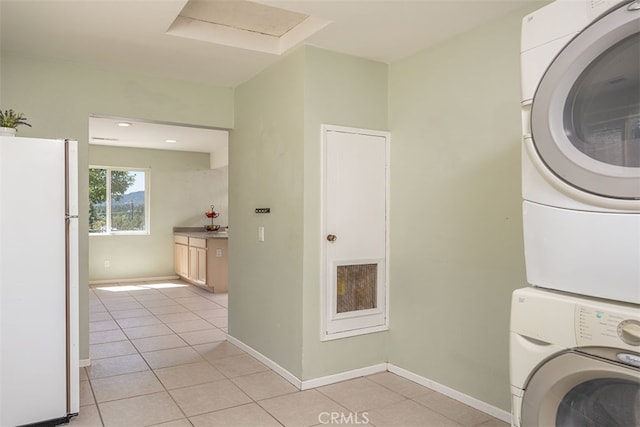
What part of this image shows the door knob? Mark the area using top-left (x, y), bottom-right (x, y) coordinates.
top-left (327, 234), bottom-right (337, 242)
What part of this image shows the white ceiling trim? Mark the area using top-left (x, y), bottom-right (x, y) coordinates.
top-left (166, 14), bottom-right (331, 55)
top-left (178, 0), bottom-right (309, 37)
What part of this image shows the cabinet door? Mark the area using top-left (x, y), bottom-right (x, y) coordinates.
top-left (189, 246), bottom-right (198, 282)
top-left (174, 244), bottom-right (180, 275)
top-left (196, 247), bottom-right (207, 285)
top-left (174, 243), bottom-right (188, 277)
top-left (179, 245), bottom-right (189, 277)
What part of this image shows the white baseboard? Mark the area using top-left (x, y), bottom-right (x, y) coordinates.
top-left (225, 336), bottom-right (510, 424)
top-left (79, 358), bottom-right (91, 368)
top-left (300, 363), bottom-right (388, 390)
top-left (227, 335), bottom-right (303, 389)
top-left (387, 364), bottom-right (512, 424)
top-left (88, 276), bottom-right (180, 286)
top-left (227, 335), bottom-right (387, 391)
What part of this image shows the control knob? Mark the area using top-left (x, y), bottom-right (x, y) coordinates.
top-left (618, 319), bottom-right (640, 346)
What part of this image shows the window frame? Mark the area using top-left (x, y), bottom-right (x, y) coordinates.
top-left (89, 165), bottom-right (150, 236)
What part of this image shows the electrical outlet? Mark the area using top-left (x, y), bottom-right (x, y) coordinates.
top-left (104, 260), bottom-right (110, 268)
top-left (216, 249), bottom-right (223, 257)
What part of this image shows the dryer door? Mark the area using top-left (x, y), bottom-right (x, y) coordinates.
top-left (521, 348), bottom-right (640, 427)
top-left (531, 2), bottom-right (640, 199)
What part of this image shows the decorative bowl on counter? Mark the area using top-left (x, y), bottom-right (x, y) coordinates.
top-left (204, 225), bottom-right (220, 231)
top-left (205, 210), bottom-right (219, 218)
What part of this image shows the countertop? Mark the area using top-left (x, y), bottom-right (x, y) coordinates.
top-left (173, 227), bottom-right (228, 239)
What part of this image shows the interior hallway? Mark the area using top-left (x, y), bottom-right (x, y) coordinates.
top-left (73, 280), bottom-right (508, 426)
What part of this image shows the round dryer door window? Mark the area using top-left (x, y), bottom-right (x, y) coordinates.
top-left (521, 349), bottom-right (640, 427)
top-left (555, 378), bottom-right (640, 426)
top-left (531, 2), bottom-right (640, 199)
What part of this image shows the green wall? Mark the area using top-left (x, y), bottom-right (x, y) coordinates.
top-left (3, 2), bottom-right (539, 411)
top-left (230, 49), bottom-right (306, 377)
top-left (300, 47), bottom-right (389, 380)
top-left (230, 46), bottom-right (389, 380)
top-left (0, 55), bottom-right (233, 360)
top-left (387, 6), bottom-right (537, 410)
top-left (88, 145), bottom-right (228, 282)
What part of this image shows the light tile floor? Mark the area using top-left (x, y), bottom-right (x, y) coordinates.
top-left (72, 280), bottom-right (508, 427)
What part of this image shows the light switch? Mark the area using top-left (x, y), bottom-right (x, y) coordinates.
top-left (258, 226), bottom-right (265, 242)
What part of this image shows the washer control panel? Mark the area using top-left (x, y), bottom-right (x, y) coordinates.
top-left (576, 305), bottom-right (640, 349)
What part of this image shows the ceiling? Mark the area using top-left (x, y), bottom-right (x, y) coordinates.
top-left (0, 0), bottom-right (539, 88)
top-left (1, 0), bottom-right (539, 154)
top-left (89, 117), bottom-right (228, 164)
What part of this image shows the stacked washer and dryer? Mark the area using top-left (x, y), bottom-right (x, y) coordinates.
top-left (511, 0), bottom-right (640, 426)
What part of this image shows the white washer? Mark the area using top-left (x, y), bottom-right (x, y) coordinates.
top-left (521, 0), bottom-right (640, 304)
top-left (510, 287), bottom-right (640, 427)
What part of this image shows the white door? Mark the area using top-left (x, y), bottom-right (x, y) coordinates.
top-left (322, 125), bottom-right (389, 339)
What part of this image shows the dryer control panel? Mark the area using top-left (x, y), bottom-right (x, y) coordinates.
top-left (576, 304), bottom-right (640, 349)
top-left (618, 319), bottom-right (640, 346)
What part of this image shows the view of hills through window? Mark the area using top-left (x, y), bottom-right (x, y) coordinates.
top-left (89, 168), bottom-right (147, 234)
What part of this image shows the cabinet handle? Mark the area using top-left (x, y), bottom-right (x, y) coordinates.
top-left (327, 234), bottom-right (337, 242)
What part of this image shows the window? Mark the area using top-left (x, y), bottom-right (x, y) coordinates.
top-left (89, 167), bottom-right (149, 235)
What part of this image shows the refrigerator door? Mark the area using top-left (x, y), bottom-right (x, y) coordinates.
top-left (0, 137), bottom-right (69, 426)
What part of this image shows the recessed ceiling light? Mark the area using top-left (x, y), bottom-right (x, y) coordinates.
top-left (92, 137), bottom-right (119, 141)
top-left (116, 122), bottom-right (132, 127)
top-left (166, 139), bottom-right (177, 143)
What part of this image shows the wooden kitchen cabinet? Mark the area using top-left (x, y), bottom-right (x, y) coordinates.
top-left (188, 238), bottom-right (207, 286)
top-left (174, 233), bottom-right (228, 293)
top-left (174, 235), bottom-right (189, 278)
top-left (205, 238), bottom-right (228, 293)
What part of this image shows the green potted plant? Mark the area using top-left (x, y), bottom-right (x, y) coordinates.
top-left (0, 109), bottom-right (32, 136)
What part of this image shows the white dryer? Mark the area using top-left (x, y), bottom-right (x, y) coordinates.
top-left (520, 0), bottom-right (640, 304)
top-left (510, 287), bottom-right (640, 427)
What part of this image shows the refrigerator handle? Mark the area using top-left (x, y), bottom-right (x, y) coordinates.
top-left (65, 140), bottom-right (79, 216)
top-left (64, 140), bottom-right (80, 415)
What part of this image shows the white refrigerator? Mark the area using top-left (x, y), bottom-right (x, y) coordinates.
top-left (0, 137), bottom-right (79, 426)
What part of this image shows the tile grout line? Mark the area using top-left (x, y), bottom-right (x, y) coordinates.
top-left (88, 281), bottom-right (239, 425)
top-left (89, 283), bottom-right (265, 424)
top-left (88, 282), bottom-right (507, 427)
top-left (91, 284), bottom-right (191, 424)
top-left (90, 283), bottom-right (293, 424)
top-left (135, 281), bottom-right (232, 426)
